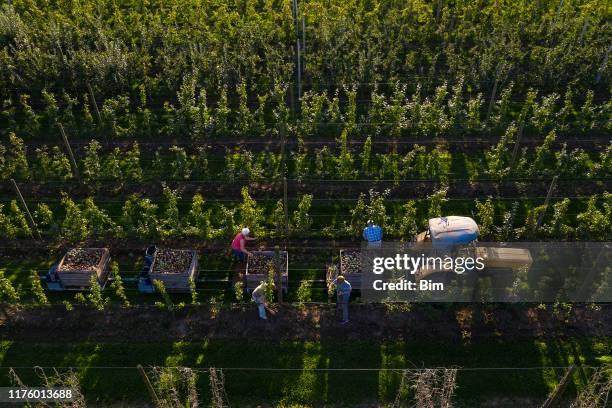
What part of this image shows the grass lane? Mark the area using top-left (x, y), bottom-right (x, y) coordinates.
top-left (0, 338), bottom-right (609, 406)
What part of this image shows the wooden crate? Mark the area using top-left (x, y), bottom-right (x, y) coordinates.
top-left (56, 248), bottom-right (111, 290)
top-left (245, 250), bottom-right (288, 293)
top-left (149, 249), bottom-right (199, 293)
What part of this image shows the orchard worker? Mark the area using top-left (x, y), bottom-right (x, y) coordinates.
top-left (363, 220), bottom-right (383, 248)
top-left (252, 280), bottom-right (274, 320)
top-left (231, 227), bottom-right (255, 262)
top-left (332, 275), bottom-right (352, 324)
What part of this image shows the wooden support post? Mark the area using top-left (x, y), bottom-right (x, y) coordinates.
top-left (275, 245), bottom-right (283, 304)
top-left (58, 123), bottom-right (81, 181)
top-left (578, 15), bottom-right (589, 45)
top-left (283, 176), bottom-right (289, 241)
top-left (540, 365), bottom-right (576, 408)
top-left (595, 44), bottom-right (611, 84)
top-left (289, 85), bottom-right (296, 122)
top-left (555, 0), bottom-right (564, 20)
top-left (280, 123), bottom-right (287, 175)
top-left (509, 121), bottom-right (524, 170)
top-left (10, 179), bottom-right (41, 240)
top-left (280, 123), bottom-right (289, 244)
top-left (292, 0), bottom-right (298, 35)
top-left (486, 76), bottom-right (499, 124)
top-left (297, 39), bottom-right (302, 100)
top-left (137, 364), bottom-right (161, 408)
top-left (87, 83), bottom-right (108, 144)
top-left (302, 16), bottom-right (306, 63)
top-left (87, 83), bottom-right (102, 125)
top-left (535, 176), bottom-right (558, 232)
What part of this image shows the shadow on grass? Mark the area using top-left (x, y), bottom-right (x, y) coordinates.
top-left (0, 337), bottom-right (608, 406)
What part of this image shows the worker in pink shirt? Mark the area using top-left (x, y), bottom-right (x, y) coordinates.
top-left (231, 227), bottom-right (255, 262)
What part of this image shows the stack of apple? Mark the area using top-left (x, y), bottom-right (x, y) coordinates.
top-left (154, 249), bottom-right (192, 274)
top-left (60, 248), bottom-right (105, 272)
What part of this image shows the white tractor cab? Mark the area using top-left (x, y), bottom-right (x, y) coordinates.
top-left (414, 216), bottom-right (480, 248)
top-left (412, 216), bottom-right (532, 299)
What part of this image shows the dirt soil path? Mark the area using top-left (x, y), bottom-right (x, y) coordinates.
top-left (1, 303), bottom-right (610, 343)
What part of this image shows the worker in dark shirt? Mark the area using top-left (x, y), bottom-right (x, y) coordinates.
top-left (332, 275), bottom-right (352, 324)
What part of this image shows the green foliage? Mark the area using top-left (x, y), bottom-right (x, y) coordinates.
top-left (576, 194), bottom-right (611, 240)
top-left (86, 275), bottom-right (109, 311)
top-left (60, 194), bottom-right (89, 243)
top-left (82, 140), bottom-right (102, 186)
top-left (496, 202), bottom-right (520, 241)
top-left (475, 198), bottom-right (495, 238)
top-left (216, 205), bottom-right (236, 239)
top-left (486, 123), bottom-right (517, 179)
top-left (526, 130), bottom-right (557, 177)
top-left (121, 194), bottom-right (159, 239)
top-left (292, 142), bottom-right (310, 183)
top-left (517, 205), bottom-right (547, 239)
top-left (0, 200), bottom-right (31, 238)
top-left (100, 144), bottom-right (143, 186)
top-left (336, 129), bottom-right (356, 179)
top-left (74, 292), bottom-right (86, 304)
top-left (426, 188), bottom-right (448, 223)
top-left (238, 187), bottom-right (263, 236)
top-left (542, 198), bottom-right (573, 240)
top-left (168, 146), bottom-right (192, 180)
top-left (235, 81), bottom-right (255, 137)
top-left (191, 147), bottom-right (209, 179)
top-left (176, 71), bottom-right (198, 135)
top-left (159, 185), bottom-right (182, 239)
top-left (0, 271), bottom-right (20, 303)
top-left (397, 201), bottom-right (418, 240)
top-left (102, 95), bottom-right (134, 138)
top-left (314, 146), bottom-right (336, 179)
top-left (347, 194), bottom-right (367, 237)
top-left (291, 195), bottom-right (313, 236)
top-left (296, 280), bottom-right (312, 305)
top-left (34, 146), bottom-right (72, 181)
top-left (186, 194), bottom-right (211, 239)
top-left (360, 136), bottom-right (372, 177)
top-left (365, 189), bottom-right (390, 230)
top-left (234, 281), bottom-right (244, 303)
top-left (153, 279), bottom-right (174, 311)
top-left (272, 199), bottom-right (286, 239)
top-left (1, 133), bottom-right (29, 180)
top-left (591, 145), bottom-right (611, 178)
top-left (30, 271), bottom-right (48, 306)
top-left (109, 261), bottom-right (129, 307)
top-left (531, 93), bottom-right (559, 133)
top-left (265, 263), bottom-right (276, 303)
top-left (82, 197), bottom-right (120, 238)
top-left (122, 143), bottom-right (143, 182)
top-left (555, 144), bottom-right (590, 177)
top-left (62, 300), bottom-right (73, 311)
top-left (59, 195), bottom-right (117, 241)
top-left (189, 278), bottom-right (198, 305)
top-left (18, 94), bottom-right (40, 136)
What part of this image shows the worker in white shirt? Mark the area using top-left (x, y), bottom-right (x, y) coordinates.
top-left (251, 281), bottom-right (274, 320)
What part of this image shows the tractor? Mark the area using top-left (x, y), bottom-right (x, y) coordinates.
top-left (412, 216), bottom-right (533, 300)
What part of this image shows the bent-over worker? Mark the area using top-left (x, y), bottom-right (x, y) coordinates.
top-left (252, 281), bottom-right (274, 320)
top-left (332, 275), bottom-right (352, 324)
top-left (231, 227), bottom-right (255, 262)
